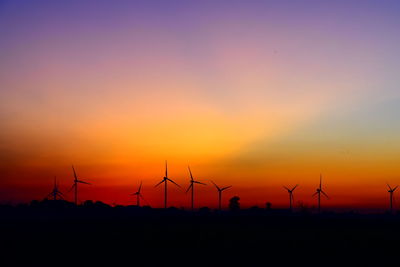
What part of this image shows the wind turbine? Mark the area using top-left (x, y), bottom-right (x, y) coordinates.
top-left (155, 161), bottom-right (180, 209)
top-left (387, 184), bottom-right (398, 213)
top-left (283, 184), bottom-right (298, 211)
top-left (46, 176), bottom-right (64, 201)
top-left (211, 181), bottom-right (231, 210)
top-left (131, 181), bottom-right (144, 207)
top-left (312, 175), bottom-right (329, 213)
top-left (186, 166), bottom-right (206, 211)
top-left (70, 165), bottom-right (91, 205)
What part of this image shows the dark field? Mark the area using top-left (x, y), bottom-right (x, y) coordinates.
top-left (1, 203), bottom-right (399, 266)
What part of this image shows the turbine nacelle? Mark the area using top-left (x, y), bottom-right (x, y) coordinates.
top-left (155, 161), bottom-right (180, 209)
top-left (131, 181), bottom-right (145, 206)
top-left (70, 165), bottom-right (92, 204)
top-left (71, 166), bottom-right (92, 185)
top-left (284, 185), bottom-right (298, 193)
top-left (211, 181), bottom-right (231, 192)
top-left (210, 180), bottom-right (232, 210)
top-left (131, 181), bottom-right (143, 196)
top-left (186, 166), bottom-right (207, 210)
top-left (47, 176), bottom-right (64, 200)
top-left (187, 166), bottom-right (206, 188)
top-left (313, 188), bottom-right (329, 199)
top-left (387, 184), bottom-right (398, 193)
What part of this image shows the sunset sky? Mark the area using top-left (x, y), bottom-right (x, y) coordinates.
top-left (1, 0), bottom-right (400, 210)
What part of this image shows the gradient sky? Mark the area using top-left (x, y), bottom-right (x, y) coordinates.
top-left (1, 0), bottom-right (400, 210)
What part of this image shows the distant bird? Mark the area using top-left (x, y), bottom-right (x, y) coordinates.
top-left (211, 181), bottom-right (232, 210)
top-left (312, 175), bottom-right (329, 213)
top-left (70, 165), bottom-right (91, 205)
top-left (283, 184), bottom-right (298, 211)
top-left (46, 176), bottom-right (64, 201)
top-left (186, 166), bottom-right (206, 211)
top-left (155, 161), bottom-right (181, 209)
top-left (131, 181), bottom-right (144, 207)
top-left (387, 184), bottom-right (398, 213)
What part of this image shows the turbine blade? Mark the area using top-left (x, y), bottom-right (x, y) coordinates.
top-left (312, 191), bottom-right (318, 197)
top-left (138, 181), bottom-right (142, 193)
top-left (154, 180), bottom-right (165, 188)
top-left (165, 160), bottom-right (168, 178)
top-left (387, 184), bottom-right (392, 190)
top-left (186, 184), bottom-right (193, 193)
top-left (167, 178), bottom-right (181, 188)
top-left (72, 165), bottom-right (77, 180)
top-left (221, 186), bottom-right (232, 191)
top-left (321, 190), bottom-right (329, 199)
top-left (139, 194), bottom-right (149, 205)
top-left (393, 186), bottom-right (398, 191)
top-left (194, 181), bottom-right (206, 185)
top-left (188, 166), bottom-right (194, 181)
top-left (210, 181), bottom-right (220, 191)
top-left (139, 194), bottom-right (149, 204)
top-left (283, 186), bottom-right (290, 191)
top-left (292, 184), bottom-right (299, 191)
top-left (67, 184), bottom-right (76, 193)
top-left (77, 180), bottom-right (91, 185)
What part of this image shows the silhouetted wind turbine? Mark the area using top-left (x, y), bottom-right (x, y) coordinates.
top-left (155, 161), bottom-right (181, 209)
top-left (283, 184), bottom-right (298, 211)
top-left (387, 184), bottom-right (398, 213)
top-left (70, 165), bottom-right (91, 205)
top-left (46, 176), bottom-right (64, 201)
top-left (131, 181), bottom-right (144, 207)
top-left (211, 181), bottom-right (231, 210)
top-left (312, 175), bottom-right (329, 213)
top-left (186, 166), bottom-right (206, 211)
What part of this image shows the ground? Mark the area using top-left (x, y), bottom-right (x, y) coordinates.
top-left (0, 203), bottom-right (399, 266)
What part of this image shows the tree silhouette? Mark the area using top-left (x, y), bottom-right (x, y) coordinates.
top-left (229, 196), bottom-right (240, 211)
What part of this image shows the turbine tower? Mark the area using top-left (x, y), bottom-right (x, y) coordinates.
top-left (155, 161), bottom-right (180, 209)
top-left (186, 166), bottom-right (206, 211)
top-left (70, 165), bottom-right (91, 205)
top-left (211, 181), bottom-right (232, 210)
top-left (312, 175), bottom-right (329, 213)
top-left (387, 184), bottom-right (398, 213)
top-left (46, 176), bottom-right (64, 201)
top-left (283, 184), bottom-right (298, 211)
top-left (131, 181), bottom-right (144, 207)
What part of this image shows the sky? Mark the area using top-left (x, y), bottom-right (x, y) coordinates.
top-left (1, 0), bottom-right (400, 210)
